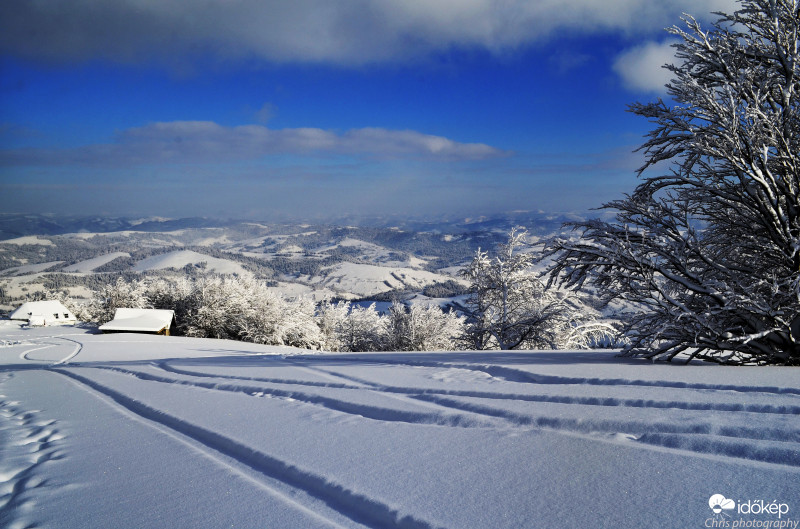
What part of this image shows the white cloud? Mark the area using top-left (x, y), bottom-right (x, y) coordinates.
top-left (613, 40), bottom-right (678, 93)
top-left (0, 0), bottom-right (742, 66)
top-left (0, 121), bottom-right (507, 167)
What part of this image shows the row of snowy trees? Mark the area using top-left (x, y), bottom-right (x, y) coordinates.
top-left (57, 226), bottom-right (618, 352)
top-left (62, 276), bottom-right (466, 352)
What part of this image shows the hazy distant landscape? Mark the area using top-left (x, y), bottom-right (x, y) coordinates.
top-left (0, 212), bottom-right (576, 311)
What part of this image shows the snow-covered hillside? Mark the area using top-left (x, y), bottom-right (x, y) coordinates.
top-left (62, 252), bottom-right (131, 273)
top-left (0, 219), bottom-right (488, 306)
top-left (132, 249), bottom-right (250, 276)
top-left (1, 322), bottom-right (798, 529)
top-left (309, 262), bottom-right (457, 298)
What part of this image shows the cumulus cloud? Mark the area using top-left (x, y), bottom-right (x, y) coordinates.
top-left (0, 0), bottom-right (741, 67)
top-left (613, 40), bottom-right (678, 93)
top-left (0, 121), bottom-right (507, 167)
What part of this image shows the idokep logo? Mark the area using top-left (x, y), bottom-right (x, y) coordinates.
top-left (739, 500), bottom-right (790, 519)
top-left (706, 494), bottom-right (796, 529)
top-left (710, 494), bottom-right (736, 516)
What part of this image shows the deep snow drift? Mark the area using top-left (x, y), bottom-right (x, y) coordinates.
top-left (0, 322), bottom-right (798, 529)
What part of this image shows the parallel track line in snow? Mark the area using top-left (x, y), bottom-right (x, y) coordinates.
top-left (288, 356), bottom-right (800, 396)
top-left (282, 364), bottom-right (800, 467)
top-left (93, 365), bottom-right (500, 428)
top-left (410, 394), bottom-right (800, 467)
top-left (53, 368), bottom-right (447, 529)
top-left (87, 365), bottom-right (800, 467)
top-left (157, 361), bottom-right (365, 390)
top-left (50, 373), bottom-right (353, 529)
top-left (284, 363), bottom-right (800, 416)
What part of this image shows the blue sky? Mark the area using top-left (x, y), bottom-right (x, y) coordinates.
top-left (0, 0), bottom-right (736, 222)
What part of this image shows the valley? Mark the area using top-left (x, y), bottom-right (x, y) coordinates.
top-left (0, 213), bottom-right (571, 311)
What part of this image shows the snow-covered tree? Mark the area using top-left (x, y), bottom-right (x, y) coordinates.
top-left (146, 277), bottom-right (194, 317)
top-left (316, 299), bottom-right (352, 351)
top-left (174, 276), bottom-right (322, 349)
top-left (385, 302), bottom-right (465, 351)
top-left (335, 303), bottom-right (387, 352)
top-left (459, 228), bottom-right (596, 350)
top-left (181, 276), bottom-right (240, 339)
top-left (89, 277), bottom-right (150, 324)
top-left (242, 287), bottom-right (322, 349)
top-left (548, 0), bottom-right (800, 364)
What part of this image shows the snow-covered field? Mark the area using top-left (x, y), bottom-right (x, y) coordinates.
top-left (1, 322), bottom-right (798, 529)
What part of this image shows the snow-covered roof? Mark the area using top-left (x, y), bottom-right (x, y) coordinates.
top-left (9, 300), bottom-right (76, 322)
top-left (99, 308), bottom-right (175, 334)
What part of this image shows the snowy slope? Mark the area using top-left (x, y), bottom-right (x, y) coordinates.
top-left (0, 261), bottom-right (64, 276)
top-left (0, 322), bottom-right (798, 529)
top-left (62, 252), bottom-right (131, 273)
top-left (0, 236), bottom-right (55, 246)
top-left (132, 249), bottom-right (249, 275)
top-left (312, 238), bottom-right (428, 268)
top-left (310, 262), bottom-right (454, 298)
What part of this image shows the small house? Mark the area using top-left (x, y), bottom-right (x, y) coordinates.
top-left (9, 300), bottom-right (77, 326)
top-left (99, 308), bottom-right (176, 336)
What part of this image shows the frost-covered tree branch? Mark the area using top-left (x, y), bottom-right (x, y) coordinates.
top-left (547, 0), bottom-right (799, 364)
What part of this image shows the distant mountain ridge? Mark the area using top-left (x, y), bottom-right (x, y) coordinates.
top-left (0, 214), bottom-right (235, 240)
top-left (0, 212), bottom-right (590, 240)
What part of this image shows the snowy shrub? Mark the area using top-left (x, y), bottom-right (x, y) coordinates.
top-left (316, 300), bottom-right (352, 352)
top-left (48, 277), bottom-right (151, 325)
top-left (561, 322), bottom-right (628, 350)
top-left (63, 270), bottom-right (511, 352)
top-left (385, 302), bottom-right (465, 351)
top-left (335, 303), bottom-right (388, 352)
top-left (167, 276), bottom-right (323, 349)
top-left (69, 275), bottom-right (323, 349)
top-left (181, 276), bottom-right (241, 340)
top-left (238, 281), bottom-right (321, 349)
top-left (275, 296), bottom-right (323, 349)
top-left (317, 299), bottom-right (465, 352)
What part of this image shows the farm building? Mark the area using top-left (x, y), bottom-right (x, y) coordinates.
top-left (9, 300), bottom-right (77, 326)
top-left (99, 308), bottom-right (176, 336)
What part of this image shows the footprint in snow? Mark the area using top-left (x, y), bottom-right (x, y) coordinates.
top-left (0, 393), bottom-right (66, 529)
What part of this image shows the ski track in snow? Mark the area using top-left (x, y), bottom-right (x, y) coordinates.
top-left (54, 368), bottom-right (443, 529)
top-left (17, 335), bottom-right (85, 364)
top-left (295, 356), bottom-right (800, 396)
top-left (94, 364), bottom-right (501, 429)
top-left (69, 358), bottom-right (800, 471)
